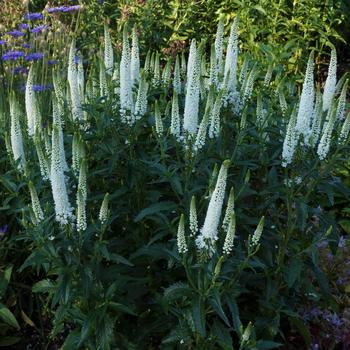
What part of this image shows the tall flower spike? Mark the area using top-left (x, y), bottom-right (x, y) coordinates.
top-left (282, 108), bottom-right (298, 167)
top-left (10, 94), bottom-right (26, 171)
top-left (183, 39), bottom-right (200, 135)
top-left (295, 52), bottom-right (315, 141)
top-left (322, 49), bottom-right (337, 112)
top-left (77, 53), bottom-right (85, 101)
top-left (134, 72), bottom-right (149, 119)
top-left (241, 64), bottom-right (257, 106)
top-left (339, 112), bottom-right (350, 144)
top-left (162, 60), bottom-right (172, 88)
top-left (177, 214), bottom-right (188, 254)
top-left (25, 65), bottom-right (38, 137)
top-left (250, 216), bottom-right (265, 248)
top-left (68, 39), bottom-right (84, 121)
top-left (34, 133), bottom-right (50, 181)
top-left (186, 39), bottom-right (196, 86)
top-left (263, 64), bottom-right (273, 87)
top-left (196, 160), bottom-right (230, 255)
top-left (309, 85), bottom-right (323, 147)
top-left (222, 187), bottom-right (234, 231)
top-left (209, 45), bottom-right (218, 87)
top-left (119, 26), bottom-right (133, 123)
top-left (154, 100), bottom-right (163, 137)
top-left (193, 89), bottom-right (214, 151)
top-left (76, 189), bottom-right (87, 232)
top-left (223, 212), bottom-right (236, 255)
top-left (78, 160), bottom-right (87, 203)
top-left (181, 51), bottom-right (187, 79)
top-left (189, 196), bottom-right (198, 237)
top-left (152, 52), bottom-right (161, 87)
top-left (256, 93), bottom-right (265, 127)
top-left (130, 26), bottom-right (140, 84)
top-left (214, 18), bottom-right (224, 77)
top-left (29, 181), bottom-right (44, 224)
top-left (53, 70), bottom-right (66, 124)
top-left (209, 90), bottom-right (224, 138)
top-left (170, 91), bottom-right (180, 138)
top-left (99, 59), bottom-right (109, 99)
top-left (279, 89), bottom-right (288, 116)
top-left (173, 55), bottom-right (181, 94)
top-left (317, 107), bottom-right (336, 160)
top-left (99, 193), bottom-right (109, 225)
top-left (52, 97), bottom-right (68, 172)
top-left (104, 24), bottom-right (114, 75)
top-left (224, 18), bottom-right (239, 98)
top-left (50, 126), bottom-right (74, 225)
top-left (336, 79), bottom-right (348, 121)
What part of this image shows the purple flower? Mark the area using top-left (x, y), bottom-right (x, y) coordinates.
top-left (13, 66), bottom-right (29, 75)
top-left (18, 23), bottom-right (29, 30)
top-left (330, 313), bottom-right (343, 327)
top-left (31, 25), bottom-right (49, 34)
top-left (48, 59), bottom-right (58, 65)
top-left (317, 240), bottom-right (328, 249)
top-left (2, 50), bottom-right (25, 61)
top-left (6, 30), bottom-right (25, 37)
top-left (336, 277), bottom-right (346, 286)
top-left (32, 84), bottom-right (53, 92)
top-left (0, 225), bottom-right (8, 239)
top-left (0, 40), bottom-right (5, 45)
top-left (25, 52), bottom-right (44, 61)
top-left (47, 5), bottom-right (82, 13)
top-left (309, 307), bottom-right (320, 318)
top-left (22, 43), bottom-right (31, 49)
top-left (24, 12), bottom-right (44, 21)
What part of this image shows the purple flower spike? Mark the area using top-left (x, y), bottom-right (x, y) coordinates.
top-left (47, 5), bottom-right (81, 13)
top-left (6, 30), bottom-right (25, 37)
top-left (31, 25), bottom-right (49, 34)
top-left (0, 40), bottom-right (5, 45)
top-left (2, 50), bottom-right (25, 61)
top-left (32, 84), bottom-right (53, 92)
top-left (22, 43), bottom-right (31, 49)
top-left (18, 23), bottom-right (29, 30)
top-left (24, 12), bottom-right (44, 21)
top-left (25, 52), bottom-right (44, 61)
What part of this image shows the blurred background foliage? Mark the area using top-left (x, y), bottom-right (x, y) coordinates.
top-left (1, 0), bottom-right (350, 75)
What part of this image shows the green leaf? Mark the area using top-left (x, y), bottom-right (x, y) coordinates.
top-left (226, 298), bottom-right (242, 336)
top-left (256, 340), bottom-right (283, 349)
top-left (61, 330), bottom-right (81, 350)
top-left (285, 258), bottom-right (303, 288)
top-left (32, 279), bottom-right (54, 293)
top-left (0, 337), bottom-right (21, 347)
top-left (192, 297), bottom-right (206, 338)
top-left (134, 201), bottom-right (177, 222)
top-left (209, 291), bottom-right (231, 327)
top-left (163, 282), bottom-right (192, 301)
top-left (108, 302), bottom-right (137, 316)
top-left (0, 303), bottom-right (20, 329)
top-left (0, 265), bottom-right (13, 295)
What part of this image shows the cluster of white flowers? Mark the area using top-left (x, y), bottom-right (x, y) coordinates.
top-left (99, 193), bottom-right (110, 225)
top-left (183, 39), bottom-right (200, 135)
top-left (189, 196), bottom-right (198, 237)
top-left (177, 214), bottom-right (188, 254)
top-left (29, 181), bottom-right (44, 225)
top-left (196, 160), bottom-right (230, 255)
top-left (104, 24), bottom-right (114, 75)
top-left (10, 94), bottom-right (26, 172)
top-left (250, 216), bottom-right (265, 248)
top-left (25, 65), bottom-right (41, 137)
top-left (322, 49), bottom-right (337, 112)
top-left (68, 39), bottom-right (84, 122)
top-left (295, 53), bottom-right (314, 141)
top-left (50, 125), bottom-right (74, 225)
